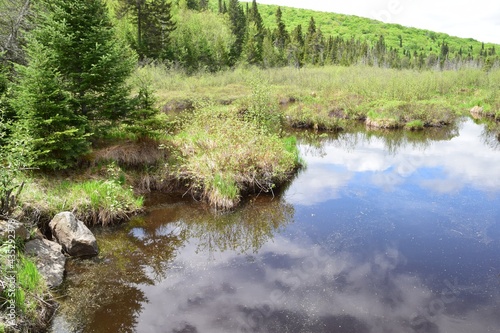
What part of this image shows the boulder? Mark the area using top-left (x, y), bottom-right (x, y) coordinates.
top-left (49, 212), bottom-right (99, 257)
top-left (25, 239), bottom-right (66, 288)
top-left (0, 219), bottom-right (29, 240)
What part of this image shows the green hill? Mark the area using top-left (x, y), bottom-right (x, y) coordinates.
top-left (254, 3), bottom-right (498, 59)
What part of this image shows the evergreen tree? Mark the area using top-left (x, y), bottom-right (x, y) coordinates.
top-left (243, 0), bottom-right (264, 65)
top-left (11, 0), bottom-right (138, 168)
top-left (274, 7), bottom-right (289, 51)
top-left (120, 0), bottom-right (176, 60)
top-left (12, 39), bottom-right (89, 169)
top-left (140, 0), bottom-right (176, 59)
top-left (186, 0), bottom-right (199, 10)
top-left (228, 0), bottom-right (246, 64)
top-left (288, 24), bottom-right (304, 68)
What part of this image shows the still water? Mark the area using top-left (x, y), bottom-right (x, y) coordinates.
top-left (51, 118), bottom-right (500, 333)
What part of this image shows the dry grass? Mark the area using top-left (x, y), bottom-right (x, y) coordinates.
top-left (91, 137), bottom-right (167, 168)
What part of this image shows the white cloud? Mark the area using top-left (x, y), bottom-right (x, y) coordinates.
top-left (243, 0), bottom-right (500, 44)
top-left (284, 119), bottom-right (500, 206)
top-left (134, 233), bottom-right (500, 333)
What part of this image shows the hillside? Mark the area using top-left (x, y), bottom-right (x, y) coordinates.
top-left (253, 3), bottom-right (498, 59)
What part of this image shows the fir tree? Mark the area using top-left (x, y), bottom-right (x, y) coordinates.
top-left (11, 0), bottom-right (138, 168)
top-left (12, 39), bottom-right (89, 169)
top-left (120, 0), bottom-right (176, 60)
top-left (228, 0), bottom-right (246, 64)
top-left (140, 0), bottom-right (176, 60)
top-left (274, 7), bottom-right (289, 50)
top-left (244, 0), bottom-right (264, 65)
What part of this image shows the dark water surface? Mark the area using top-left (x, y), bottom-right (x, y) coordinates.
top-left (51, 119), bottom-right (500, 333)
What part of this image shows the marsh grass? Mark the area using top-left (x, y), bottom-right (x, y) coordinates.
top-left (171, 105), bottom-right (300, 210)
top-left (21, 176), bottom-right (143, 226)
top-left (143, 64), bottom-right (498, 132)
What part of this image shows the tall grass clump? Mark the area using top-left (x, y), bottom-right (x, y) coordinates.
top-left (21, 175), bottom-right (143, 226)
top-left (171, 105), bottom-right (299, 210)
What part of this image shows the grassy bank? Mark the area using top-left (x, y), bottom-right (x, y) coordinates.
top-left (170, 104), bottom-right (299, 210)
top-left (147, 64), bottom-right (500, 130)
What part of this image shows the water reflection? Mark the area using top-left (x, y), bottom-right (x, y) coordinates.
top-left (51, 196), bottom-right (293, 332)
top-left (51, 118), bottom-right (500, 333)
top-left (286, 119), bottom-right (500, 206)
top-left (135, 233), bottom-right (500, 333)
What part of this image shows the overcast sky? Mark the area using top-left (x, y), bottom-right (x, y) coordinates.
top-left (243, 0), bottom-right (500, 44)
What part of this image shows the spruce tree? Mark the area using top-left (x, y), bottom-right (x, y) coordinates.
top-left (11, 0), bottom-right (138, 168)
top-left (243, 0), bottom-right (264, 65)
top-left (12, 39), bottom-right (89, 169)
top-left (228, 0), bottom-right (246, 64)
top-left (274, 7), bottom-right (289, 50)
top-left (140, 0), bottom-right (176, 60)
top-left (119, 0), bottom-right (176, 61)
top-left (34, 0), bottom-right (137, 133)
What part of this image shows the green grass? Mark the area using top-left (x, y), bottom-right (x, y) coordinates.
top-left (21, 176), bottom-right (144, 226)
top-left (146, 64), bottom-right (496, 131)
top-left (405, 120), bottom-right (425, 130)
top-left (170, 105), bottom-right (300, 210)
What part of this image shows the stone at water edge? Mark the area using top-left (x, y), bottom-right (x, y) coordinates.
top-left (470, 105), bottom-right (483, 115)
top-left (49, 212), bottom-right (99, 257)
top-left (25, 238), bottom-right (66, 288)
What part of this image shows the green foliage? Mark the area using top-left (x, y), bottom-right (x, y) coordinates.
top-left (169, 10), bottom-right (233, 73)
top-left (228, 0), bottom-right (247, 63)
top-left (12, 39), bottom-right (90, 170)
top-left (242, 79), bottom-right (282, 133)
top-left (172, 105), bottom-right (299, 210)
top-left (0, 109), bottom-right (32, 217)
top-left (125, 67), bottom-right (161, 138)
top-left (34, 0), bottom-right (137, 131)
top-left (8, 0), bottom-right (153, 170)
top-left (0, 247), bottom-right (47, 323)
top-left (21, 174), bottom-right (144, 226)
top-left (120, 0), bottom-right (176, 60)
top-left (405, 119), bottom-right (425, 130)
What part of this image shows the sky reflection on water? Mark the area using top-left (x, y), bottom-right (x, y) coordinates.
top-left (51, 119), bottom-right (500, 333)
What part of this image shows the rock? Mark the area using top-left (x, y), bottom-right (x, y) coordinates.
top-left (0, 219), bottom-right (29, 240)
top-left (49, 212), bottom-right (99, 257)
top-left (470, 105), bottom-right (483, 115)
top-left (25, 239), bottom-right (66, 288)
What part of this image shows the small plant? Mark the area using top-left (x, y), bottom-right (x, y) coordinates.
top-left (243, 79), bottom-right (282, 133)
top-left (405, 119), bottom-right (425, 130)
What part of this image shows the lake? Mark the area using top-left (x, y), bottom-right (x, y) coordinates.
top-left (50, 118), bottom-right (500, 333)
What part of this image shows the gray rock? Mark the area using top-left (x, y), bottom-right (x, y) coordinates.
top-left (25, 239), bottom-right (66, 288)
top-left (0, 219), bottom-right (29, 240)
top-left (49, 212), bottom-right (99, 257)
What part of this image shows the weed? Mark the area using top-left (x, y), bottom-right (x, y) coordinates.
top-left (405, 120), bottom-right (425, 130)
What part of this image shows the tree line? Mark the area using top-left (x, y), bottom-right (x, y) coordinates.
top-left (111, 0), bottom-right (499, 72)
